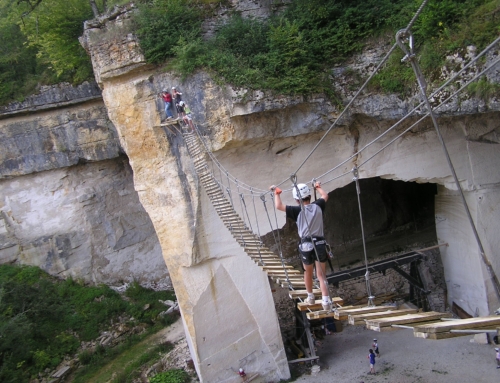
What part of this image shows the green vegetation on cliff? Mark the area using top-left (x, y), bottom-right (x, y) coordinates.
top-left (0, 0), bottom-right (127, 105)
top-left (136, 0), bottom-right (500, 97)
top-left (1, 0), bottom-right (499, 105)
top-left (0, 264), bottom-right (176, 382)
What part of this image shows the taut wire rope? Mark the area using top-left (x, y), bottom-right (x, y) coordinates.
top-left (250, 188), bottom-right (265, 263)
top-left (274, 0), bottom-right (430, 187)
top-left (261, 193), bottom-right (292, 289)
top-left (395, 29), bottom-right (500, 299)
top-left (352, 167), bottom-right (374, 307)
top-left (358, 53), bottom-right (500, 169)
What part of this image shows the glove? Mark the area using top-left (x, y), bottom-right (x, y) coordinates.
top-left (274, 187), bottom-right (282, 195)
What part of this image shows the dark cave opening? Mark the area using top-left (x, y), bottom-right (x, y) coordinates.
top-left (323, 177), bottom-right (438, 270)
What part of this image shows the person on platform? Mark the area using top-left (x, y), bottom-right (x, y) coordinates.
top-left (160, 90), bottom-right (173, 120)
top-left (270, 181), bottom-right (332, 311)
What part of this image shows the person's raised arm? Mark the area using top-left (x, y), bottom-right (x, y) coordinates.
top-left (314, 181), bottom-right (328, 202)
top-left (270, 185), bottom-right (286, 212)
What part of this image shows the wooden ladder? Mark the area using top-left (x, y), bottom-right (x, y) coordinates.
top-left (183, 130), bottom-right (307, 289)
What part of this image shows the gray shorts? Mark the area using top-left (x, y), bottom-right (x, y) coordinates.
top-left (299, 238), bottom-right (327, 265)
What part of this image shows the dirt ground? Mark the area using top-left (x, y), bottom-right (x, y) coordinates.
top-left (291, 323), bottom-right (500, 383)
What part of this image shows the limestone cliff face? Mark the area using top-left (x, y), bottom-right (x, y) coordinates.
top-left (82, 1), bottom-right (500, 300)
top-left (0, 82), bottom-right (167, 286)
top-left (78, 2), bottom-right (500, 381)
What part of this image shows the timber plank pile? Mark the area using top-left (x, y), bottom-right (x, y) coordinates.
top-left (365, 311), bottom-right (452, 331)
top-left (413, 316), bottom-right (500, 339)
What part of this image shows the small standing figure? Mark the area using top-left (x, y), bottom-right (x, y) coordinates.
top-left (238, 368), bottom-right (246, 377)
top-left (160, 90), bottom-right (173, 120)
top-left (367, 349), bottom-right (376, 374)
top-left (178, 101), bottom-right (195, 131)
top-left (172, 87), bottom-right (182, 115)
top-left (372, 338), bottom-right (380, 358)
top-left (495, 347), bottom-right (500, 369)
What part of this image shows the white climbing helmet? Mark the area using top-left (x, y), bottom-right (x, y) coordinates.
top-left (179, 101), bottom-right (185, 106)
top-left (292, 183), bottom-right (311, 200)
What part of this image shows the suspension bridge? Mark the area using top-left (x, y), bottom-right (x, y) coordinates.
top-left (159, 0), bottom-right (500, 364)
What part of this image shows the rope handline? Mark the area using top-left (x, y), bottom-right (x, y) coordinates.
top-left (283, 0), bottom-right (429, 181)
top-left (250, 188), bottom-right (264, 262)
top-left (314, 35), bottom-right (500, 184)
top-left (270, 190), bottom-right (290, 286)
top-left (261, 193), bottom-right (292, 289)
top-left (396, 28), bottom-right (500, 300)
top-left (240, 192), bottom-right (255, 235)
top-left (236, 179), bottom-right (248, 232)
top-left (273, 43), bottom-right (399, 189)
top-left (357, 54), bottom-right (500, 170)
top-left (276, 37), bottom-right (500, 195)
top-left (404, 0), bottom-right (429, 33)
top-left (188, 34), bottom-right (500, 201)
top-left (192, 128), bottom-right (267, 193)
top-left (352, 167), bottom-right (375, 307)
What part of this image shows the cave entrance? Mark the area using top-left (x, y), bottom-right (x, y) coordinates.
top-left (323, 177), bottom-right (437, 270)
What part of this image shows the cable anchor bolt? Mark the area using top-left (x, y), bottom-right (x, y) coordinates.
top-left (352, 166), bottom-right (359, 181)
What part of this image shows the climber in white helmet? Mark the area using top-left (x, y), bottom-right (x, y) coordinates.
top-left (270, 181), bottom-right (332, 311)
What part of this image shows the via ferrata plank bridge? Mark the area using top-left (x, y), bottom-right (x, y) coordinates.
top-left (162, 122), bottom-right (450, 364)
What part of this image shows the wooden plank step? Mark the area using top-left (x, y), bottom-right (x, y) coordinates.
top-left (348, 308), bottom-right (419, 325)
top-left (248, 251), bottom-right (278, 256)
top-left (249, 255), bottom-right (280, 261)
top-left (241, 243), bottom-right (265, 248)
top-left (306, 310), bottom-right (338, 320)
top-left (212, 200), bottom-right (232, 206)
top-left (282, 282), bottom-right (306, 289)
top-left (335, 305), bottom-right (387, 320)
top-left (337, 306), bottom-right (397, 316)
top-left (265, 269), bottom-right (301, 276)
top-left (232, 232), bottom-right (259, 238)
top-left (262, 265), bottom-right (296, 270)
top-left (366, 312), bottom-right (452, 332)
top-left (203, 183), bottom-right (219, 190)
top-left (203, 183), bottom-right (221, 191)
top-left (276, 276), bottom-right (304, 283)
top-left (205, 188), bottom-right (224, 195)
top-left (256, 262), bottom-right (286, 267)
top-left (289, 289), bottom-right (322, 300)
top-left (297, 297), bottom-right (345, 311)
top-left (413, 316), bottom-right (500, 334)
top-left (414, 324), bottom-right (499, 340)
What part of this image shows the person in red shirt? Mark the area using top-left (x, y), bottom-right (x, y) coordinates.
top-left (160, 90), bottom-right (173, 119)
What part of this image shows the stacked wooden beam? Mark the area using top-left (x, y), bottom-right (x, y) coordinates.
top-left (365, 311), bottom-right (452, 332)
top-left (348, 308), bottom-right (419, 325)
top-left (413, 316), bottom-right (500, 339)
top-left (334, 305), bottom-right (396, 321)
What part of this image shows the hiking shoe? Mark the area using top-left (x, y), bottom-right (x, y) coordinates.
top-left (304, 296), bottom-right (316, 305)
top-left (322, 301), bottom-right (332, 311)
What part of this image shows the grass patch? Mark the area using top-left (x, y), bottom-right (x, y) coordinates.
top-left (467, 77), bottom-right (500, 100)
top-left (150, 369), bottom-right (190, 383)
top-left (0, 264), bottom-right (176, 382)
